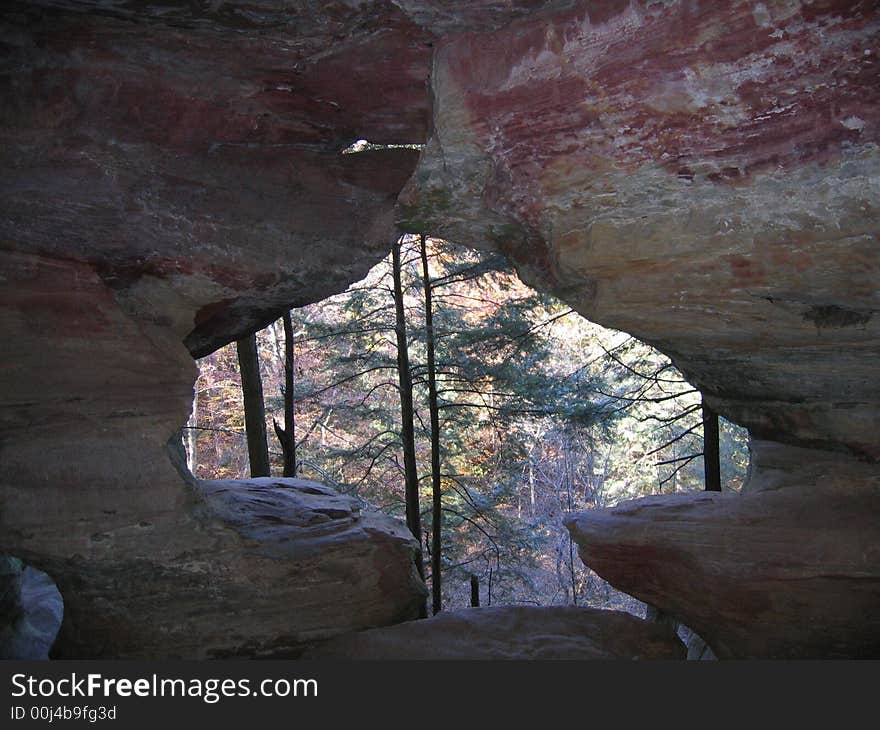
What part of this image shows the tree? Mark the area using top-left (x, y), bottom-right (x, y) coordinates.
top-left (392, 237), bottom-right (427, 615)
top-left (236, 333), bottom-right (270, 477)
top-left (273, 311), bottom-right (297, 477)
top-left (419, 233), bottom-right (443, 615)
top-left (702, 397), bottom-right (721, 491)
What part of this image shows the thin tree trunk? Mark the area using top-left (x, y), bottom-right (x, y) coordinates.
top-left (186, 376), bottom-right (199, 475)
top-left (392, 237), bottom-right (427, 616)
top-left (529, 460), bottom-right (535, 516)
top-left (420, 234), bottom-right (443, 616)
top-left (273, 311), bottom-right (297, 477)
top-left (702, 397), bottom-right (721, 491)
top-left (236, 332), bottom-right (270, 478)
top-left (565, 446), bottom-right (577, 605)
top-left (470, 575), bottom-right (479, 607)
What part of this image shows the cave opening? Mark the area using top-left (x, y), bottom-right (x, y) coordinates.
top-left (0, 555), bottom-right (63, 660)
top-left (2, 0), bottom-right (877, 661)
top-left (183, 235), bottom-right (750, 617)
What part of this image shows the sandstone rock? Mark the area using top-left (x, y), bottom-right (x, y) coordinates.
top-left (4, 471), bottom-right (426, 658)
top-left (2, 0), bottom-right (879, 659)
top-left (0, 0), bottom-right (435, 658)
top-left (400, 0), bottom-right (880, 459)
top-left (304, 605), bottom-right (685, 660)
top-left (0, 0), bottom-right (431, 356)
top-left (189, 478), bottom-right (428, 658)
top-left (745, 440), bottom-right (880, 495)
top-left (565, 488), bottom-right (880, 658)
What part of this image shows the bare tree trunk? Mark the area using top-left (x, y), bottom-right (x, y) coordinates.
top-left (273, 311), bottom-right (297, 477)
top-left (529, 460), bottom-right (535, 516)
top-left (470, 575), bottom-right (479, 607)
top-left (186, 376), bottom-right (199, 475)
top-left (420, 234), bottom-right (443, 616)
top-left (236, 332), bottom-right (270, 478)
top-left (392, 237), bottom-right (426, 616)
top-left (565, 444), bottom-right (578, 605)
top-left (702, 396), bottom-right (721, 491)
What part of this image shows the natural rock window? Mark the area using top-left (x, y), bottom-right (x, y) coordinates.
top-left (0, 556), bottom-right (63, 660)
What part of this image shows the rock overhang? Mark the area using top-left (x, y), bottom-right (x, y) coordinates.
top-left (398, 0), bottom-right (880, 458)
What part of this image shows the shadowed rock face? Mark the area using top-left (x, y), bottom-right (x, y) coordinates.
top-left (304, 605), bottom-right (686, 660)
top-left (17, 478), bottom-right (426, 659)
top-left (1, 0), bottom-right (432, 356)
top-left (1, 1), bottom-right (879, 657)
top-left (0, 0), bottom-right (439, 657)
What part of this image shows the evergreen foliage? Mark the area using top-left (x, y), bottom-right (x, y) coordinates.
top-left (187, 236), bottom-right (749, 610)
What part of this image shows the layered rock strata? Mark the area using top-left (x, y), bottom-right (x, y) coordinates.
top-left (400, 0), bottom-right (880, 459)
top-left (565, 487), bottom-right (880, 659)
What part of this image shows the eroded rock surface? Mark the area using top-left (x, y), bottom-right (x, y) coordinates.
top-left (6, 477), bottom-right (425, 658)
top-left (1, 0), bottom-right (433, 356)
top-left (565, 489), bottom-right (880, 659)
top-left (1, 0), bottom-right (436, 658)
top-left (400, 0), bottom-right (880, 459)
top-left (304, 605), bottom-right (685, 659)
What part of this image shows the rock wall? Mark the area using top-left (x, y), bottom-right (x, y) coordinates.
top-left (400, 0), bottom-right (880, 460)
top-left (0, 0), bottom-right (434, 657)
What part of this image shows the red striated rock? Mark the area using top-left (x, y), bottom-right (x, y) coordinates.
top-left (0, 0), bottom-right (432, 356)
top-left (0, 255), bottom-right (425, 658)
top-left (304, 605), bottom-right (685, 660)
top-left (565, 488), bottom-right (880, 659)
top-left (0, 1), bottom-right (437, 656)
top-left (400, 0), bottom-right (880, 459)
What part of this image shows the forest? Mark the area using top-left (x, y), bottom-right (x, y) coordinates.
top-left (185, 235), bottom-right (749, 615)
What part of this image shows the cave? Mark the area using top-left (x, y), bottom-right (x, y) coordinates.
top-left (1, 1), bottom-right (878, 659)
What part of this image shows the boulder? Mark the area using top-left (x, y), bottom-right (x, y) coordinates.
top-left (5, 476), bottom-right (426, 658)
top-left (565, 486), bottom-right (880, 658)
top-left (304, 605), bottom-right (686, 660)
